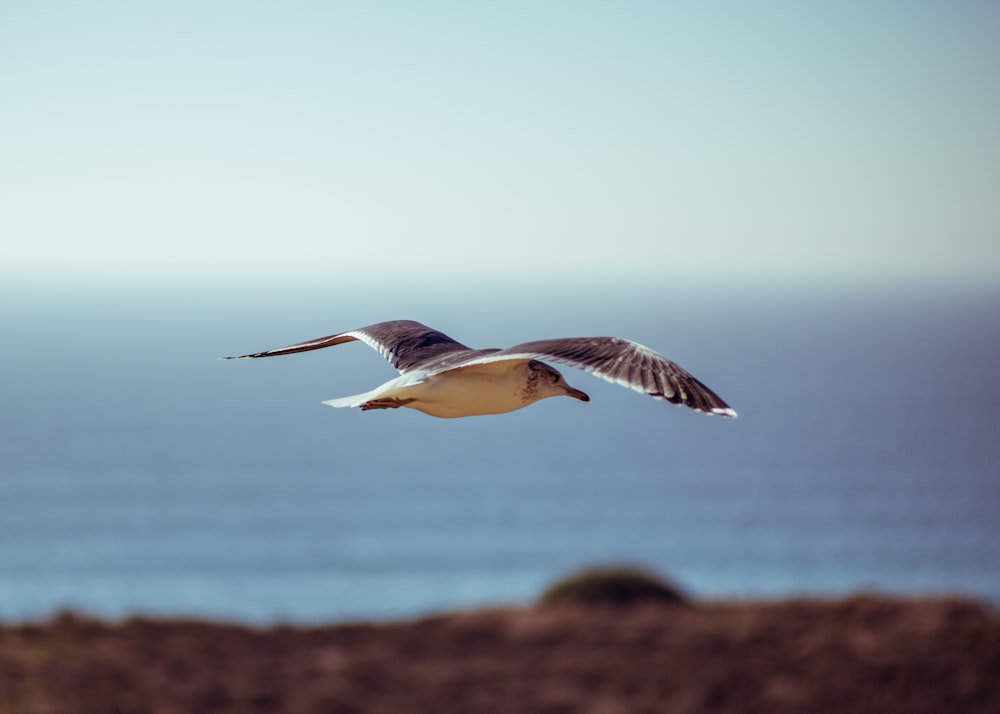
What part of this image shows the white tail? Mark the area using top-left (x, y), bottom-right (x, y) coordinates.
top-left (321, 390), bottom-right (377, 409)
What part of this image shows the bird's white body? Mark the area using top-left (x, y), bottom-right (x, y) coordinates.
top-left (323, 361), bottom-right (578, 418)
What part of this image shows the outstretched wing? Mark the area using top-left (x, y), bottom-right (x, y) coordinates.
top-left (222, 320), bottom-right (474, 374)
top-left (444, 336), bottom-right (737, 417)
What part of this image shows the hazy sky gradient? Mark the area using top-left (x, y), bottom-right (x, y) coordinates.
top-left (3, 1), bottom-right (998, 287)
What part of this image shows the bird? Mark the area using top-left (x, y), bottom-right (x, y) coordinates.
top-left (223, 320), bottom-right (736, 420)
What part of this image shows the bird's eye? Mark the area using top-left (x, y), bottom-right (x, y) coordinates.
top-left (551, 372), bottom-right (560, 382)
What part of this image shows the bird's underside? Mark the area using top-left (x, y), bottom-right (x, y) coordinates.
top-left (224, 319), bottom-right (737, 419)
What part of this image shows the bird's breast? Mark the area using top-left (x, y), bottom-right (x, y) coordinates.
top-left (403, 363), bottom-right (537, 418)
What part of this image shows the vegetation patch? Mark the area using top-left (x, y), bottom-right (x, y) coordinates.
top-left (538, 566), bottom-right (689, 607)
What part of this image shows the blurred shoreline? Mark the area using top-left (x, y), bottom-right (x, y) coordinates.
top-left (2, 592), bottom-right (997, 714)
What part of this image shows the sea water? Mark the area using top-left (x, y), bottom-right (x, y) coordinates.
top-left (0, 280), bottom-right (997, 623)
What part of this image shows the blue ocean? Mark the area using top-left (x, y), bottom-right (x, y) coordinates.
top-left (1, 280), bottom-right (998, 624)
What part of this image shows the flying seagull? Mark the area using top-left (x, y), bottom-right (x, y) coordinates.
top-left (224, 320), bottom-right (736, 419)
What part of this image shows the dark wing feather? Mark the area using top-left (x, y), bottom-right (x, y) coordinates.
top-left (222, 320), bottom-right (474, 374)
top-left (221, 332), bottom-right (360, 359)
top-left (357, 321), bottom-right (475, 372)
top-left (446, 336), bottom-right (737, 417)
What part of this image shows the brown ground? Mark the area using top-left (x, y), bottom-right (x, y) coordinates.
top-left (0, 595), bottom-right (997, 714)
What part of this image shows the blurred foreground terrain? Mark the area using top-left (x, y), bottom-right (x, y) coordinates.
top-left (0, 594), bottom-right (997, 714)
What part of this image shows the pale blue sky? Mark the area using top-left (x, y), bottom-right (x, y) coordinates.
top-left (3, 1), bottom-right (998, 288)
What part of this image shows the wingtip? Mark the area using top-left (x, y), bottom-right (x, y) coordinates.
top-left (713, 407), bottom-right (738, 418)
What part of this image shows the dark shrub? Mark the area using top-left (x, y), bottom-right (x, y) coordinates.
top-left (539, 566), bottom-right (689, 607)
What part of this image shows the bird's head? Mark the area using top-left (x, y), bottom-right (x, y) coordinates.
top-left (528, 360), bottom-right (590, 402)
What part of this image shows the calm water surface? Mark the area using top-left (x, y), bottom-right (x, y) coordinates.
top-left (0, 282), bottom-right (997, 623)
